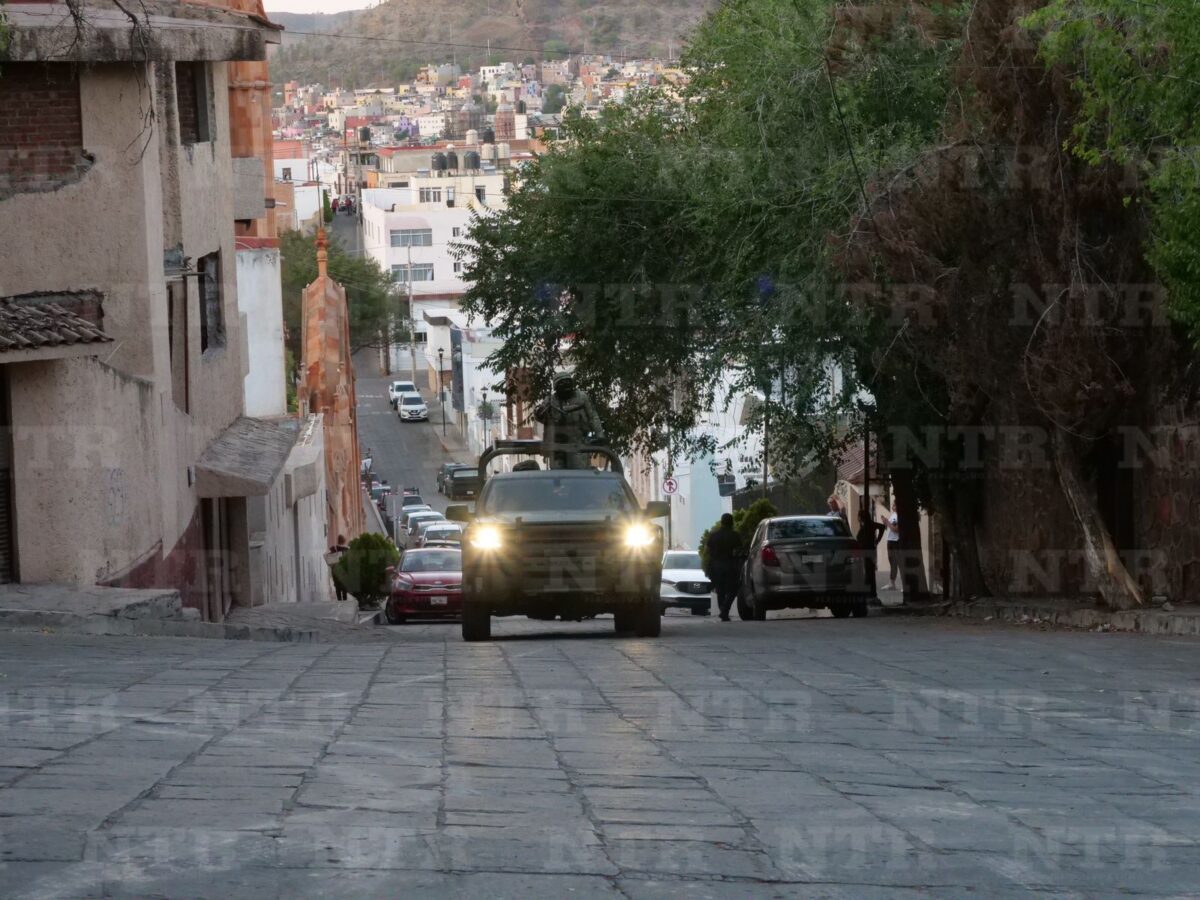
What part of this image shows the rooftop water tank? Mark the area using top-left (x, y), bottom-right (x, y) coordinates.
top-left (431, 152), bottom-right (448, 172)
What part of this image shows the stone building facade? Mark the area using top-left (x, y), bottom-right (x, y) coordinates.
top-left (0, 1), bottom-right (320, 617)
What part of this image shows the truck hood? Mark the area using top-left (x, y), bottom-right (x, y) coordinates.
top-left (478, 511), bottom-right (631, 527)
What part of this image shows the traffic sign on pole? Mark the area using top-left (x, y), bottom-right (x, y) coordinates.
top-left (662, 477), bottom-right (679, 495)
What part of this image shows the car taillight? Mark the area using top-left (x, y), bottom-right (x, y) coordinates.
top-left (761, 545), bottom-right (781, 567)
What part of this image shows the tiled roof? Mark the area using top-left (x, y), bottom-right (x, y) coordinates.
top-left (0, 298), bottom-right (112, 355)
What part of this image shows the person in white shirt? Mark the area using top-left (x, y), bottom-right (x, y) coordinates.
top-left (886, 512), bottom-right (900, 589)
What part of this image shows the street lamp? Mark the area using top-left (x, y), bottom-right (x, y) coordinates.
top-left (482, 388), bottom-right (490, 449)
top-left (437, 348), bottom-right (446, 436)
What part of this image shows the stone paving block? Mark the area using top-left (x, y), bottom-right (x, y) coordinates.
top-left (274, 824), bottom-right (437, 869)
top-left (438, 833), bottom-right (618, 875)
top-left (604, 839), bottom-right (779, 879)
top-left (0, 861), bottom-right (107, 899)
top-left (294, 782), bottom-right (441, 813)
top-left (0, 818), bottom-right (90, 861)
top-left (114, 800), bottom-right (282, 831)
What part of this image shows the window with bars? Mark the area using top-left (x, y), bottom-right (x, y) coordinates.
top-left (391, 263), bottom-right (435, 283)
top-left (390, 228), bottom-right (432, 247)
top-left (198, 252), bottom-right (224, 352)
top-left (418, 188), bottom-right (442, 203)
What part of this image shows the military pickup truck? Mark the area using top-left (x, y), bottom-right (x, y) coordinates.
top-left (446, 440), bottom-right (669, 641)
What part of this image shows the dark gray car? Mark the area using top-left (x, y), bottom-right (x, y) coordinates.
top-left (739, 515), bottom-right (869, 620)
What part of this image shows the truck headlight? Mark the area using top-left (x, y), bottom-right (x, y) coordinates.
top-left (470, 525), bottom-right (503, 550)
top-left (624, 522), bottom-right (655, 548)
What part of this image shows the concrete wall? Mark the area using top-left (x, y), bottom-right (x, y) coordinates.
top-left (7, 357), bottom-right (161, 584)
top-left (0, 60), bottom-right (249, 611)
top-left (236, 246), bottom-right (287, 417)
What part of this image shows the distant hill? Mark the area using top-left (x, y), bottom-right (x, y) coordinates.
top-left (267, 0), bottom-right (715, 88)
top-left (269, 11), bottom-right (359, 48)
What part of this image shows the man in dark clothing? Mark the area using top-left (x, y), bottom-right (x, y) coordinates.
top-left (854, 505), bottom-right (886, 599)
top-left (329, 535), bottom-right (350, 602)
top-left (705, 513), bottom-right (742, 621)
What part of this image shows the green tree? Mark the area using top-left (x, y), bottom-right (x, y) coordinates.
top-left (321, 189), bottom-right (333, 224)
top-left (279, 229), bottom-right (408, 359)
top-left (1027, 0), bottom-right (1200, 342)
top-left (333, 533), bottom-right (399, 610)
top-left (541, 84), bottom-right (567, 115)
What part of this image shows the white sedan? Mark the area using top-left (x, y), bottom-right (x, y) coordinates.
top-left (660, 551), bottom-right (714, 616)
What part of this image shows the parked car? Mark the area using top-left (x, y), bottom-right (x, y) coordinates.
top-left (405, 511), bottom-right (446, 545)
top-left (401, 491), bottom-right (425, 510)
top-left (398, 392), bottom-right (428, 422)
top-left (659, 551), bottom-right (713, 616)
top-left (369, 482), bottom-right (390, 506)
top-left (397, 504), bottom-right (433, 532)
top-left (445, 467), bottom-right (482, 501)
top-left (739, 515), bottom-right (868, 620)
top-left (437, 462), bottom-right (472, 494)
top-left (384, 548), bottom-right (463, 624)
top-left (388, 380), bottom-right (417, 409)
top-left (414, 517), bottom-right (457, 545)
top-left (418, 523), bottom-right (463, 548)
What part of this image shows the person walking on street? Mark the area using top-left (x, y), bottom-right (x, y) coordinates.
top-left (886, 510), bottom-right (901, 590)
top-left (705, 513), bottom-right (742, 622)
top-left (854, 503), bottom-right (886, 599)
top-left (328, 535), bottom-right (350, 602)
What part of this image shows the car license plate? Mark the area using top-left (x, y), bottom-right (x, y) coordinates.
top-left (802, 554), bottom-right (823, 565)
top-left (430, 596), bottom-right (448, 606)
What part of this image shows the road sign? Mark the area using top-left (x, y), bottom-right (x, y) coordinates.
top-left (662, 477), bottom-right (678, 496)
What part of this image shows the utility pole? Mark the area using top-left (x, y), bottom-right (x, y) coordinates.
top-left (762, 390), bottom-right (769, 501)
top-left (438, 348), bottom-right (446, 435)
top-left (407, 244), bottom-right (417, 385)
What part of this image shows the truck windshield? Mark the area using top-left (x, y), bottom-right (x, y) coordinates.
top-left (482, 476), bottom-right (633, 514)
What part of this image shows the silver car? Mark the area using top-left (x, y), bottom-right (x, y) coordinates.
top-left (740, 515), bottom-right (868, 620)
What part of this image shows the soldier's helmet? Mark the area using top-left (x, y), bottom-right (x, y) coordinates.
top-left (553, 372), bottom-right (576, 394)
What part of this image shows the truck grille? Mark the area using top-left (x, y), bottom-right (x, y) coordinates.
top-left (508, 524), bottom-right (619, 589)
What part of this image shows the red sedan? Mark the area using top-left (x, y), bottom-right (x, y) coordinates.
top-left (384, 548), bottom-right (462, 624)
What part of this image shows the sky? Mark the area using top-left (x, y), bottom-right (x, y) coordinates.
top-left (263, 0), bottom-right (374, 13)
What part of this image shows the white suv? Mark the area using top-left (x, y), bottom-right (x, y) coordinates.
top-left (397, 392), bottom-right (429, 422)
top-left (388, 380), bottom-right (417, 409)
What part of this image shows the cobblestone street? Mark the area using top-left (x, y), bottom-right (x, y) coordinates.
top-left (2, 618), bottom-right (1199, 898)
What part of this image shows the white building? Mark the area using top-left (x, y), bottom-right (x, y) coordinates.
top-left (480, 62), bottom-right (517, 84)
top-left (361, 169), bottom-right (507, 309)
top-left (417, 113), bottom-right (446, 138)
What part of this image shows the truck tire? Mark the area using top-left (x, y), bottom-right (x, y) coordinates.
top-left (634, 604), bottom-right (661, 638)
top-left (462, 604), bottom-right (491, 641)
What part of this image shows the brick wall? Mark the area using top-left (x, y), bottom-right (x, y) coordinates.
top-left (0, 63), bottom-right (90, 200)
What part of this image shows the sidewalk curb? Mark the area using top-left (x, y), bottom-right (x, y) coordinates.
top-left (896, 598), bottom-right (1200, 636)
top-left (0, 610), bottom-right (321, 642)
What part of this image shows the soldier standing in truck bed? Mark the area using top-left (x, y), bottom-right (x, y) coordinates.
top-left (534, 373), bottom-right (606, 470)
